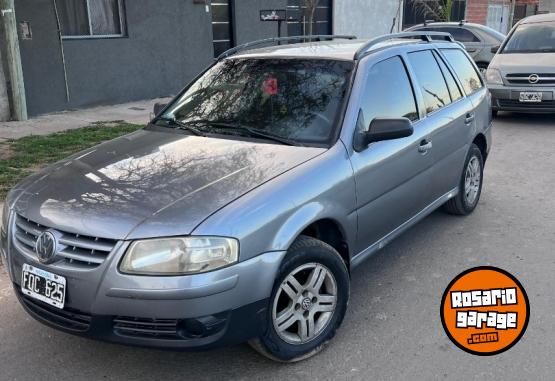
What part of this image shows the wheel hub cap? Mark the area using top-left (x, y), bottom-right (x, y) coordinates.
top-left (272, 263), bottom-right (338, 345)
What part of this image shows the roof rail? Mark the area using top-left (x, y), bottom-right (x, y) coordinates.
top-left (354, 31), bottom-right (455, 60)
top-left (423, 19), bottom-right (436, 26)
top-left (217, 35), bottom-right (358, 60)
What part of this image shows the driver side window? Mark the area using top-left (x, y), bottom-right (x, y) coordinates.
top-left (357, 56), bottom-right (419, 135)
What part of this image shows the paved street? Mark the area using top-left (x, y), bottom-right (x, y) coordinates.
top-left (1, 113), bottom-right (554, 381)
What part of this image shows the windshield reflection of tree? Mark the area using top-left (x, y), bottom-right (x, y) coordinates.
top-left (168, 59), bottom-right (350, 142)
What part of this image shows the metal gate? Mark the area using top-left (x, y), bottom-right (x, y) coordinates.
top-left (211, 1), bottom-right (234, 58)
top-left (286, 0), bottom-right (332, 36)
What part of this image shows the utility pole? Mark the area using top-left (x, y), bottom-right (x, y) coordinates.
top-left (0, 0), bottom-right (27, 121)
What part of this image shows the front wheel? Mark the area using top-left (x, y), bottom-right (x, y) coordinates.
top-left (444, 143), bottom-right (484, 215)
top-left (249, 236), bottom-right (350, 362)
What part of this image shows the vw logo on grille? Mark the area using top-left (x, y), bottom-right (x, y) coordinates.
top-left (528, 74), bottom-right (540, 84)
top-left (35, 231), bottom-right (58, 263)
top-left (301, 297), bottom-right (313, 311)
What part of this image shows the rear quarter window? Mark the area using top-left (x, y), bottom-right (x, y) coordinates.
top-left (441, 49), bottom-right (483, 95)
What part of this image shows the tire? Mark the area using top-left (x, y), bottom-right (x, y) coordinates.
top-left (249, 235), bottom-right (350, 362)
top-left (444, 143), bottom-right (484, 216)
top-left (492, 110), bottom-right (498, 118)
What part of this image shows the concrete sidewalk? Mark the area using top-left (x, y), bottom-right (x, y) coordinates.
top-left (0, 97), bottom-right (171, 140)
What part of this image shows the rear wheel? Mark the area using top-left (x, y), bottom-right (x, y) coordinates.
top-left (444, 144), bottom-right (484, 215)
top-left (249, 236), bottom-right (349, 362)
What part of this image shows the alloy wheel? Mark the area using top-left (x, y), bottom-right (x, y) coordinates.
top-left (464, 156), bottom-right (481, 206)
top-left (272, 263), bottom-right (338, 345)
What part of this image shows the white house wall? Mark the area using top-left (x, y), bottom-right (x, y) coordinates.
top-left (333, 0), bottom-right (403, 38)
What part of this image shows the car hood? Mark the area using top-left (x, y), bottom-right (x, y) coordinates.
top-left (491, 53), bottom-right (555, 74)
top-left (11, 129), bottom-right (325, 240)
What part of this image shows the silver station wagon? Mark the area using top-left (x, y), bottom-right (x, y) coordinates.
top-left (1, 32), bottom-right (492, 362)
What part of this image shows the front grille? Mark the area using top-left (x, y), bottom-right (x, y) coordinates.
top-left (114, 317), bottom-right (180, 340)
top-left (498, 99), bottom-right (555, 109)
top-left (14, 214), bottom-right (117, 269)
top-left (506, 73), bottom-right (555, 86)
top-left (18, 288), bottom-right (92, 332)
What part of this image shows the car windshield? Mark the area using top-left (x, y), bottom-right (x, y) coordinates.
top-left (160, 58), bottom-right (353, 144)
top-left (502, 21), bottom-right (555, 53)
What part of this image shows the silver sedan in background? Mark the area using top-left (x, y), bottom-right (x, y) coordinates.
top-left (406, 21), bottom-right (506, 73)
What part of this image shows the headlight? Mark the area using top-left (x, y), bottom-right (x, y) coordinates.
top-left (485, 68), bottom-right (503, 85)
top-left (1, 202), bottom-right (9, 233)
top-left (120, 236), bottom-right (239, 275)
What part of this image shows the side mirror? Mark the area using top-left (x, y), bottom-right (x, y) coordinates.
top-left (365, 117), bottom-right (414, 145)
top-left (153, 102), bottom-right (167, 116)
top-left (491, 45), bottom-right (500, 54)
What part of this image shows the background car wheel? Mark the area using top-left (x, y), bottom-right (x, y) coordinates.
top-left (444, 143), bottom-right (484, 216)
top-left (249, 235), bottom-right (350, 362)
top-left (492, 110), bottom-right (498, 118)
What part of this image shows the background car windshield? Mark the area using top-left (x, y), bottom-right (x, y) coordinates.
top-left (163, 59), bottom-right (353, 144)
top-left (502, 22), bottom-right (555, 53)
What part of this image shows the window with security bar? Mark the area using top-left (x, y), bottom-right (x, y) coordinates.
top-left (56, 0), bottom-right (127, 38)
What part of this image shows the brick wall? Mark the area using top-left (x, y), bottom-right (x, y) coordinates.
top-left (465, 0), bottom-right (540, 26)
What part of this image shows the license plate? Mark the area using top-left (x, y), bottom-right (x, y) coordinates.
top-left (519, 92), bottom-right (543, 103)
top-left (21, 264), bottom-right (66, 309)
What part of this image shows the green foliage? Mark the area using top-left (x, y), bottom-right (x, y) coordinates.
top-left (411, 0), bottom-right (455, 22)
top-left (0, 123), bottom-right (143, 200)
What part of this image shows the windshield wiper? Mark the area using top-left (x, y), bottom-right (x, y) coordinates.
top-left (186, 120), bottom-right (303, 147)
top-left (154, 117), bottom-right (205, 136)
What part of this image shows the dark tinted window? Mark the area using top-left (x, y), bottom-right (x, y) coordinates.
top-left (163, 59), bottom-right (353, 144)
top-left (417, 26), bottom-right (480, 42)
top-left (408, 50), bottom-right (452, 114)
top-left (502, 21), bottom-right (555, 53)
top-left (433, 51), bottom-right (463, 102)
top-left (441, 49), bottom-right (483, 94)
top-left (358, 56), bottom-right (418, 131)
top-left (442, 27), bottom-right (481, 43)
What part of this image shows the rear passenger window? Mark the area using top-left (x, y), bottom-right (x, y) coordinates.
top-left (407, 50), bottom-right (452, 115)
top-left (441, 49), bottom-right (483, 95)
top-left (358, 56), bottom-right (418, 131)
top-left (433, 51), bottom-right (463, 102)
top-left (442, 27), bottom-right (481, 43)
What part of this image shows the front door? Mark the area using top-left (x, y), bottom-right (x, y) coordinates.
top-left (349, 55), bottom-right (434, 255)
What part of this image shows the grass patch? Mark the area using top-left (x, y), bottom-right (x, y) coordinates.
top-left (0, 123), bottom-right (144, 200)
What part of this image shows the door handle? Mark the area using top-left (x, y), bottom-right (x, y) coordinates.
top-left (418, 140), bottom-right (433, 153)
top-left (466, 48), bottom-right (477, 53)
top-left (465, 113), bottom-right (475, 124)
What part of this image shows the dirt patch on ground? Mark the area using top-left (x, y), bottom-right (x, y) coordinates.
top-left (0, 143), bottom-right (13, 161)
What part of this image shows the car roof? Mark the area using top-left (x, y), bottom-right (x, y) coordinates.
top-left (230, 38), bottom-right (460, 61)
top-left (409, 21), bottom-right (497, 32)
top-left (520, 13), bottom-right (555, 24)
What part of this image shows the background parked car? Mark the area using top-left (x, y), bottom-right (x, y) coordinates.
top-left (486, 13), bottom-right (555, 115)
top-left (405, 21), bottom-right (506, 73)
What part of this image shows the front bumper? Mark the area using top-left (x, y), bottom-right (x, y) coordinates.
top-left (14, 285), bottom-right (269, 350)
top-left (489, 85), bottom-right (555, 113)
top-left (3, 212), bottom-right (286, 349)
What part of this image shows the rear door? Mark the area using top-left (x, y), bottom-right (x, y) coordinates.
top-left (441, 48), bottom-right (490, 142)
top-left (349, 55), bottom-right (434, 255)
top-left (439, 27), bottom-right (484, 59)
top-left (405, 49), bottom-right (473, 200)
